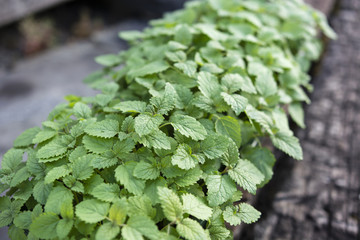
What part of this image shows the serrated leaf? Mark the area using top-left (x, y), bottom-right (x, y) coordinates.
top-left (44, 165), bottom-right (70, 184)
top-left (10, 166), bottom-right (30, 187)
top-left (215, 116), bottom-right (242, 147)
top-left (223, 203), bottom-right (261, 226)
top-left (245, 105), bottom-right (273, 134)
top-left (30, 213), bottom-right (59, 239)
top-left (0, 209), bottom-right (13, 228)
top-left (221, 92), bottom-right (248, 115)
top-left (56, 218), bottom-right (73, 239)
top-left (109, 199), bottom-right (127, 225)
top-left (133, 161), bottom-right (160, 180)
top-left (73, 102), bottom-right (92, 119)
top-left (289, 102), bottom-right (305, 128)
top-left (128, 61), bottom-right (169, 78)
top-left (171, 115), bottom-right (207, 141)
top-left (37, 139), bottom-right (69, 159)
top-left (209, 226), bottom-right (230, 240)
top-left (182, 193), bottom-right (212, 220)
top-left (76, 199), bottom-right (110, 223)
top-left (201, 134), bottom-right (229, 159)
top-left (144, 178), bottom-right (167, 205)
top-left (45, 185), bottom-right (73, 214)
top-left (228, 159), bottom-right (264, 194)
top-left (205, 175), bottom-right (237, 207)
top-left (115, 162), bottom-right (145, 195)
top-left (72, 155), bottom-right (94, 180)
top-left (134, 114), bottom-right (164, 137)
top-left (139, 130), bottom-right (172, 150)
top-left (174, 24), bottom-right (192, 46)
top-left (113, 101), bottom-right (147, 113)
top-left (2, 148), bottom-right (23, 171)
top-left (85, 119), bottom-right (119, 138)
top-left (176, 218), bottom-right (208, 240)
top-left (122, 215), bottom-right (159, 240)
top-left (13, 127), bottom-right (41, 147)
top-left (198, 71), bottom-right (221, 99)
top-left (243, 147), bottom-right (276, 187)
top-left (13, 211), bottom-right (32, 229)
top-left (32, 130), bottom-right (57, 144)
top-left (127, 195), bottom-right (156, 218)
top-left (91, 183), bottom-right (120, 202)
top-left (270, 132), bottom-right (303, 160)
top-left (33, 181), bottom-right (52, 205)
top-left (95, 54), bottom-right (121, 66)
top-left (95, 222), bottom-right (120, 240)
top-left (174, 61), bottom-right (197, 78)
top-left (157, 187), bottom-right (183, 222)
top-left (171, 144), bottom-right (198, 170)
top-left (150, 83), bottom-right (176, 115)
top-left (83, 135), bottom-right (114, 154)
top-left (174, 166), bottom-right (202, 187)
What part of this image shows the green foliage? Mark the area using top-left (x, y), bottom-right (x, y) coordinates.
top-left (0, 0), bottom-right (334, 239)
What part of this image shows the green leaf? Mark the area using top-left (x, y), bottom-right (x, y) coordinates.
top-left (45, 185), bottom-right (73, 214)
top-left (139, 130), bottom-right (171, 150)
top-left (73, 102), bottom-right (92, 119)
top-left (215, 116), bottom-right (242, 147)
top-left (150, 83), bottom-right (176, 115)
top-left (122, 215), bottom-right (159, 240)
top-left (109, 199), bottom-right (127, 225)
top-left (245, 105), bottom-right (273, 134)
top-left (10, 166), bottom-right (30, 187)
top-left (144, 178), bottom-right (167, 205)
top-left (44, 165), bottom-right (70, 184)
top-left (13, 127), bottom-right (40, 147)
top-left (174, 24), bottom-right (192, 46)
top-left (221, 73), bottom-right (256, 94)
top-left (271, 132), bottom-right (303, 160)
top-left (228, 159), bottom-right (264, 194)
top-left (0, 209), bottom-right (13, 228)
top-left (201, 134), bottom-right (229, 159)
top-left (85, 119), bottom-right (119, 138)
top-left (115, 162), bottom-right (145, 195)
top-left (133, 161), bottom-right (160, 180)
top-left (95, 222), bottom-right (120, 240)
top-left (182, 193), bottom-right (212, 220)
top-left (29, 213), bottom-right (59, 239)
top-left (32, 130), bottom-right (57, 144)
top-left (113, 101), bottom-right (147, 113)
top-left (37, 139), bottom-right (69, 159)
top-left (157, 187), bottom-right (183, 222)
top-left (91, 183), bottom-right (120, 202)
top-left (2, 149), bottom-right (23, 171)
top-left (171, 144), bottom-right (198, 170)
top-left (134, 114), bottom-right (164, 137)
top-left (128, 61), bottom-right (169, 78)
top-left (83, 135), bottom-right (114, 154)
top-left (176, 218), bottom-right (208, 240)
top-left (33, 181), bottom-right (52, 204)
top-left (289, 102), bottom-right (305, 128)
top-left (8, 225), bottom-right (26, 240)
top-left (209, 226), bottom-right (231, 240)
top-left (221, 93), bottom-right (248, 115)
top-left (223, 203), bottom-right (261, 226)
top-left (76, 199), bottom-right (110, 223)
top-left (171, 115), bottom-right (207, 141)
top-left (56, 219), bottom-right (73, 239)
top-left (127, 195), bottom-right (156, 218)
top-left (174, 165), bottom-right (202, 187)
top-left (198, 71), bottom-right (221, 99)
top-left (205, 175), bottom-right (237, 207)
top-left (14, 211), bottom-right (32, 229)
top-left (72, 155), bottom-right (94, 180)
top-left (174, 61), bottom-right (197, 78)
top-left (243, 147), bottom-right (276, 187)
top-left (95, 54), bottom-right (121, 66)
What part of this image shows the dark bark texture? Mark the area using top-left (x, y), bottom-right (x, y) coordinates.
top-left (242, 0), bottom-right (360, 239)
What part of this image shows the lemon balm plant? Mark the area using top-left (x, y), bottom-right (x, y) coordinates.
top-left (0, 0), bottom-right (335, 239)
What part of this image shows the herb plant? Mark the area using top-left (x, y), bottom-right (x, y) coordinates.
top-left (0, 0), bottom-right (335, 239)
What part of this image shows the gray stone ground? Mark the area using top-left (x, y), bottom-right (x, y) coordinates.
top-left (250, 0), bottom-right (360, 239)
top-left (0, 20), bottom-right (147, 156)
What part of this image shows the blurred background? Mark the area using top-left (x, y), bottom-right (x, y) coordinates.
top-left (0, 0), bottom-right (358, 239)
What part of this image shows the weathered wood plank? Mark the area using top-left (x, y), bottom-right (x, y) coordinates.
top-left (0, 0), bottom-right (72, 27)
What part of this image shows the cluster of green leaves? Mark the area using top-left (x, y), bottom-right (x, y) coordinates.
top-left (0, 0), bottom-right (335, 239)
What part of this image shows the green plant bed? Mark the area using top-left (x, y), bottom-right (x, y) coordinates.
top-left (0, 0), bottom-right (335, 239)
